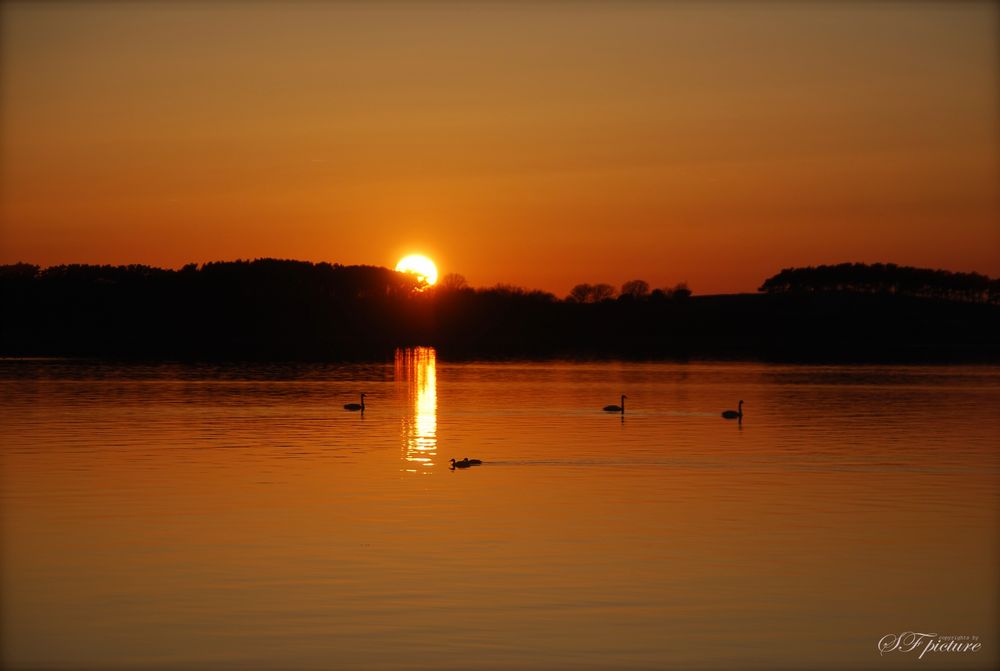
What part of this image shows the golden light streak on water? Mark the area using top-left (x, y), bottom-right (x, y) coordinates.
top-left (396, 347), bottom-right (437, 473)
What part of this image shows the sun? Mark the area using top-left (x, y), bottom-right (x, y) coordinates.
top-left (395, 254), bottom-right (439, 287)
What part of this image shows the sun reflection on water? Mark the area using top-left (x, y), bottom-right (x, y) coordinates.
top-left (396, 347), bottom-right (437, 473)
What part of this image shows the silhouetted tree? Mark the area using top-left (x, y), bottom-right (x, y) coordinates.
top-left (620, 279), bottom-right (650, 299)
top-left (568, 283), bottom-right (617, 303)
top-left (658, 282), bottom-right (692, 300)
top-left (568, 283), bottom-right (594, 303)
top-left (670, 282), bottom-right (692, 300)
top-left (439, 273), bottom-right (469, 291)
top-left (591, 284), bottom-right (616, 302)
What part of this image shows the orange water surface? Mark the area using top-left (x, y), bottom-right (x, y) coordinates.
top-left (1, 352), bottom-right (997, 669)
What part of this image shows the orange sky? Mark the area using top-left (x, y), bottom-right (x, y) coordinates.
top-left (1, 2), bottom-right (997, 295)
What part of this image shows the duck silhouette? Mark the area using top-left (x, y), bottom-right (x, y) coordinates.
top-left (603, 394), bottom-right (627, 413)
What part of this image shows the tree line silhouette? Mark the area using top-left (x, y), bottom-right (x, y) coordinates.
top-left (1, 259), bottom-right (997, 361)
top-left (566, 280), bottom-right (691, 303)
top-left (760, 262), bottom-right (1000, 304)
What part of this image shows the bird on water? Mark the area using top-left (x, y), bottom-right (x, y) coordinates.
top-left (344, 393), bottom-right (366, 412)
top-left (604, 394), bottom-right (627, 413)
top-left (722, 400), bottom-right (743, 420)
top-left (450, 458), bottom-right (483, 469)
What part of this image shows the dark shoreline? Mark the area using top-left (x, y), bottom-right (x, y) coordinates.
top-left (3, 261), bottom-right (998, 364)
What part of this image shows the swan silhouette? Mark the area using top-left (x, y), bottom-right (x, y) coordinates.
top-left (344, 393), bottom-right (366, 412)
top-left (722, 400), bottom-right (743, 420)
top-left (603, 394), bottom-right (627, 413)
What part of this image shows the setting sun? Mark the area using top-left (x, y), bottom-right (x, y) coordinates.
top-left (395, 254), bottom-right (439, 287)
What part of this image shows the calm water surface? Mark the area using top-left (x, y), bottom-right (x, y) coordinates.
top-left (2, 351), bottom-right (998, 670)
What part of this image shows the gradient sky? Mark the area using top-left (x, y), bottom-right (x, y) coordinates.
top-left (1, 1), bottom-right (997, 295)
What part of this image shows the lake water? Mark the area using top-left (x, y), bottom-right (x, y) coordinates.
top-left (2, 350), bottom-right (998, 670)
